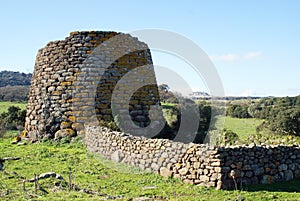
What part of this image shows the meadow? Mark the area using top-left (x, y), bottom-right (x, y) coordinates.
top-left (1, 101), bottom-right (300, 200)
top-left (1, 133), bottom-right (300, 200)
top-left (215, 116), bottom-right (263, 139)
top-left (215, 116), bottom-right (300, 145)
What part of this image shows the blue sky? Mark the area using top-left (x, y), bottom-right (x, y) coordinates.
top-left (0, 0), bottom-right (299, 96)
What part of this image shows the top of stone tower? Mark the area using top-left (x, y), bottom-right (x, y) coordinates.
top-left (69, 30), bottom-right (121, 36)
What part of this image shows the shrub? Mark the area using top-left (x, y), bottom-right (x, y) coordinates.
top-left (222, 129), bottom-right (239, 145)
top-left (265, 107), bottom-right (300, 135)
top-left (162, 105), bottom-right (180, 130)
top-left (158, 101), bottom-right (212, 143)
top-left (0, 106), bottom-right (26, 131)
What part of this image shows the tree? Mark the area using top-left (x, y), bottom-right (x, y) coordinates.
top-left (226, 104), bottom-right (250, 118)
top-left (266, 107), bottom-right (300, 135)
top-left (0, 85), bottom-right (30, 101)
top-left (158, 84), bottom-right (178, 103)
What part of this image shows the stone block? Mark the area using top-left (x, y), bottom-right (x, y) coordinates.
top-left (159, 167), bottom-right (172, 178)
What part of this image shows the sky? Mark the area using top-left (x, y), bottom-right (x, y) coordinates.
top-left (0, 0), bottom-right (299, 97)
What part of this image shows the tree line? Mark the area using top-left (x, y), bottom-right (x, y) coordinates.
top-left (226, 96), bottom-right (300, 136)
top-left (0, 70), bottom-right (31, 102)
top-left (0, 70), bottom-right (32, 87)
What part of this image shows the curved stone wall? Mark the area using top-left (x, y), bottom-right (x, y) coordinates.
top-left (85, 123), bottom-right (300, 189)
top-left (25, 31), bottom-right (162, 139)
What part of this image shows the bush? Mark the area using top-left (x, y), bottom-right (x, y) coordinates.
top-left (0, 106), bottom-right (26, 131)
top-left (158, 101), bottom-right (212, 143)
top-left (162, 105), bottom-right (180, 130)
top-left (264, 107), bottom-right (300, 135)
top-left (222, 129), bottom-right (239, 145)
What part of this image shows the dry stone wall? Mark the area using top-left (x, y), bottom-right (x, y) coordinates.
top-left (219, 144), bottom-right (300, 188)
top-left (85, 123), bottom-right (300, 189)
top-left (25, 31), bottom-right (162, 139)
top-left (26, 30), bottom-right (300, 190)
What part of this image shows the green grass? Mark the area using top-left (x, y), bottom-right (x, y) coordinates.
top-left (1, 101), bottom-right (300, 199)
top-left (1, 134), bottom-right (300, 200)
top-left (161, 102), bottom-right (177, 109)
top-left (215, 116), bottom-right (300, 145)
top-left (0, 101), bottom-right (27, 113)
top-left (215, 116), bottom-right (264, 141)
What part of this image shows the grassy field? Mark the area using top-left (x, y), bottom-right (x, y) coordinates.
top-left (1, 133), bottom-right (300, 200)
top-left (0, 101), bottom-right (27, 113)
top-left (1, 102), bottom-right (300, 200)
top-left (215, 116), bottom-right (264, 141)
top-left (215, 116), bottom-right (300, 145)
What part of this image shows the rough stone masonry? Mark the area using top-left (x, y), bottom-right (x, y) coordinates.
top-left (85, 124), bottom-right (300, 189)
top-left (25, 31), bottom-right (163, 139)
top-left (25, 31), bottom-right (300, 189)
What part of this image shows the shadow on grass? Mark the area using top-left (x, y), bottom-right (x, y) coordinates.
top-left (242, 179), bottom-right (300, 192)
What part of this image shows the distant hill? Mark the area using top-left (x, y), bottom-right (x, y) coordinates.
top-left (189, 91), bottom-right (211, 100)
top-left (190, 91), bottom-right (211, 99)
top-left (189, 91), bottom-right (262, 101)
top-left (0, 70), bottom-right (32, 102)
top-left (0, 70), bottom-right (32, 87)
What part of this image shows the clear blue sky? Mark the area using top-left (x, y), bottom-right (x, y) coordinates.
top-left (0, 0), bottom-right (299, 97)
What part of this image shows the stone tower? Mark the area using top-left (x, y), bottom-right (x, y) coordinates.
top-left (25, 31), bottom-right (163, 139)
